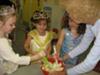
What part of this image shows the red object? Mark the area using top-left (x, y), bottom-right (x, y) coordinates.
top-left (53, 53), bottom-right (59, 60)
top-left (41, 57), bottom-right (64, 75)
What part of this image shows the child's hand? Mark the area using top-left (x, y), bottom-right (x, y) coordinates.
top-left (31, 51), bottom-right (38, 55)
top-left (39, 50), bottom-right (46, 57)
top-left (30, 51), bottom-right (46, 61)
top-left (62, 53), bottom-right (70, 61)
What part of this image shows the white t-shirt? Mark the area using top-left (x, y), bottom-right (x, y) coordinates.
top-left (0, 38), bottom-right (31, 74)
top-left (67, 19), bottom-right (100, 75)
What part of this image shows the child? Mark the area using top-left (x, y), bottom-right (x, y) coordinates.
top-left (0, 62), bottom-right (5, 75)
top-left (24, 11), bottom-right (53, 61)
top-left (56, 11), bottom-right (86, 68)
top-left (0, 5), bottom-right (46, 74)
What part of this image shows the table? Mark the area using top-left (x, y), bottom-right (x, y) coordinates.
top-left (9, 63), bottom-right (43, 75)
top-left (9, 63), bottom-right (99, 75)
top-left (9, 63), bottom-right (66, 75)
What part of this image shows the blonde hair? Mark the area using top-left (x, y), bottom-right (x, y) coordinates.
top-left (0, 5), bottom-right (16, 22)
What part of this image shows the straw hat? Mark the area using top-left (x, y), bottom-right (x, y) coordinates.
top-left (59, 0), bottom-right (100, 24)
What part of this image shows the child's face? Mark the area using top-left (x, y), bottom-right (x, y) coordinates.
top-left (69, 18), bottom-right (78, 28)
top-left (1, 16), bottom-right (16, 34)
top-left (36, 20), bottom-right (47, 35)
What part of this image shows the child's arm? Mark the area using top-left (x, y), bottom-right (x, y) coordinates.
top-left (24, 34), bottom-right (35, 55)
top-left (0, 38), bottom-right (31, 65)
top-left (31, 50), bottom-right (46, 61)
top-left (45, 43), bottom-right (52, 57)
top-left (56, 29), bottom-right (65, 55)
